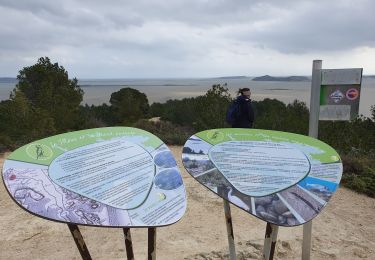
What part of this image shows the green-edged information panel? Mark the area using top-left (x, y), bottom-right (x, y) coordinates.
top-left (182, 129), bottom-right (342, 227)
top-left (2, 127), bottom-right (186, 227)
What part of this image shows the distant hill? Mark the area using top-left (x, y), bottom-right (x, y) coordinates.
top-left (252, 75), bottom-right (310, 82)
top-left (0, 77), bottom-right (17, 83)
top-left (215, 76), bottom-right (249, 80)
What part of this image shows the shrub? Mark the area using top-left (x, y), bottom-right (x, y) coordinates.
top-left (341, 155), bottom-right (375, 197)
top-left (133, 119), bottom-right (194, 145)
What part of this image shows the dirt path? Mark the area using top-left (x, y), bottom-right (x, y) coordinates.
top-left (1, 147), bottom-right (374, 259)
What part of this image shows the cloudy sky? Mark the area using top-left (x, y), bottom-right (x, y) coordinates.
top-left (0, 0), bottom-right (374, 78)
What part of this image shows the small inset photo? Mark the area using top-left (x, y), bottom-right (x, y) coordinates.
top-left (154, 151), bottom-right (177, 168)
top-left (154, 169), bottom-right (183, 190)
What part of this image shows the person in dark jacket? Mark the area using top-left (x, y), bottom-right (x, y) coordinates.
top-left (232, 88), bottom-right (254, 128)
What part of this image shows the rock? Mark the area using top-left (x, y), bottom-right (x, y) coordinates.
top-left (281, 241), bottom-right (291, 250)
top-left (259, 212), bottom-right (278, 222)
top-left (255, 197), bottom-right (273, 205)
top-left (256, 205), bottom-right (265, 213)
top-left (282, 211), bottom-right (293, 218)
top-left (278, 215), bottom-right (286, 224)
top-left (287, 217), bottom-right (298, 226)
top-left (267, 207), bottom-right (279, 218)
top-left (273, 200), bottom-right (289, 214)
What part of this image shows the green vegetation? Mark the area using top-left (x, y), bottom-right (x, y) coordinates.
top-left (1, 57), bottom-right (374, 197)
top-left (109, 87), bottom-right (149, 125)
top-left (0, 57), bottom-right (82, 148)
top-left (253, 99), bottom-right (309, 134)
top-left (15, 57), bottom-right (83, 131)
top-left (341, 156), bottom-right (375, 197)
top-left (133, 119), bottom-right (194, 145)
top-left (151, 84), bottom-right (231, 131)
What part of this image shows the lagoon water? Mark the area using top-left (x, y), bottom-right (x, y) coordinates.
top-left (1, 77), bottom-right (374, 117)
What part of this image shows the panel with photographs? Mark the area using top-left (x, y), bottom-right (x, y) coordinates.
top-left (182, 129), bottom-right (343, 227)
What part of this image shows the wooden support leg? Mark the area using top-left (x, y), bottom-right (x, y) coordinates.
top-left (223, 200), bottom-right (236, 260)
top-left (148, 228), bottom-right (157, 260)
top-left (263, 222), bottom-right (279, 260)
top-left (67, 224), bottom-right (92, 260)
top-left (302, 221), bottom-right (312, 260)
top-left (123, 228), bottom-right (135, 260)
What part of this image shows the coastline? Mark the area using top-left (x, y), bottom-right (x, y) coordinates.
top-left (1, 78), bottom-right (375, 117)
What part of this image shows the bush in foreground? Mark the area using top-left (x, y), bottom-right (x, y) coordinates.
top-left (133, 119), bottom-right (194, 145)
top-left (341, 155), bottom-right (375, 197)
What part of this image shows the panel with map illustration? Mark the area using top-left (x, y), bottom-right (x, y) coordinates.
top-left (2, 127), bottom-right (187, 227)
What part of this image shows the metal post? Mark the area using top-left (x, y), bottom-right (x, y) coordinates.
top-left (308, 59), bottom-right (322, 139)
top-left (302, 221), bottom-right (313, 260)
top-left (148, 228), bottom-right (157, 260)
top-left (67, 224), bottom-right (92, 260)
top-left (303, 59), bottom-right (322, 260)
top-left (223, 200), bottom-right (236, 260)
top-left (263, 223), bottom-right (272, 259)
top-left (263, 223), bottom-right (279, 260)
top-left (123, 228), bottom-right (134, 260)
top-left (269, 224), bottom-right (279, 260)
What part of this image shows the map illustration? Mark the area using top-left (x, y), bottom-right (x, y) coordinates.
top-left (2, 127), bottom-right (187, 227)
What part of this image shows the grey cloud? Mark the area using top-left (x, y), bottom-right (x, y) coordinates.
top-left (0, 0), bottom-right (68, 17)
top-left (0, 0), bottom-right (374, 77)
top-left (229, 1), bottom-right (375, 53)
top-left (2, 0), bottom-right (374, 54)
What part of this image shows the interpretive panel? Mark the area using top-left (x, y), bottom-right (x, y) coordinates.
top-left (2, 127), bottom-right (186, 227)
top-left (182, 129), bottom-right (342, 227)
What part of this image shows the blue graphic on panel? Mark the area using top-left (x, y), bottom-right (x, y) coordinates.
top-left (299, 177), bottom-right (337, 192)
top-left (298, 177), bottom-right (337, 202)
top-left (154, 169), bottom-right (183, 190)
top-left (154, 151), bottom-right (177, 168)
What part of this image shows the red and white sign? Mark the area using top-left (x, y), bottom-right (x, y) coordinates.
top-left (346, 88), bottom-right (359, 100)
